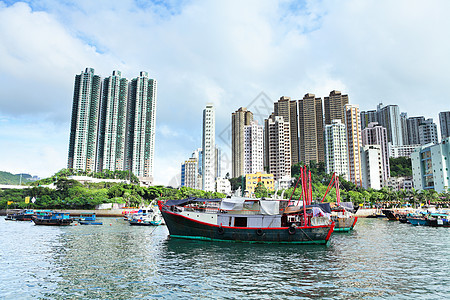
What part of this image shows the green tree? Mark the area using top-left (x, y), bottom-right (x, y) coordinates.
top-left (254, 181), bottom-right (268, 198)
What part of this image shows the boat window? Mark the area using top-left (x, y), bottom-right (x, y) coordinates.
top-left (234, 217), bottom-right (247, 227)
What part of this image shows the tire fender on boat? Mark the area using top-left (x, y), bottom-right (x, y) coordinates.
top-left (218, 226), bottom-right (225, 235)
top-left (256, 228), bottom-right (264, 236)
top-left (288, 226), bottom-right (296, 235)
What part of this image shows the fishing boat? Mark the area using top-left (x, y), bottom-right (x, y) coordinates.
top-left (382, 209), bottom-right (399, 221)
top-left (159, 166), bottom-right (335, 244)
top-left (128, 208), bottom-right (163, 226)
top-left (78, 213), bottom-right (102, 225)
top-left (426, 212), bottom-right (450, 227)
top-left (321, 173), bottom-right (358, 232)
top-left (5, 209), bottom-right (36, 221)
top-left (406, 211), bottom-right (428, 226)
top-left (32, 212), bottom-right (73, 226)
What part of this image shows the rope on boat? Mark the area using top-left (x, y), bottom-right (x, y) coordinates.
top-left (298, 227), bottom-right (314, 241)
top-left (149, 225), bottom-right (159, 236)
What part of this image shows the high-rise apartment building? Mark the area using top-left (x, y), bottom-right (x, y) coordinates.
top-left (126, 71), bottom-right (157, 178)
top-left (406, 116), bottom-right (425, 145)
top-left (324, 90), bottom-right (348, 126)
top-left (68, 68), bottom-right (158, 181)
top-left (360, 110), bottom-right (377, 130)
top-left (244, 121), bottom-right (264, 175)
top-left (202, 104), bottom-right (215, 191)
top-left (325, 119), bottom-right (348, 180)
top-left (231, 107), bottom-right (253, 178)
top-left (274, 96), bottom-right (299, 165)
top-left (361, 103), bottom-right (404, 146)
top-left (266, 115), bottom-right (291, 181)
top-left (376, 103), bottom-right (403, 146)
top-left (439, 111), bottom-right (450, 141)
top-left (298, 93), bottom-right (324, 164)
top-left (97, 70), bottom-right (129, 172)
top-left (181, 157), bottom-right (198, 189)
top-left (68, 68), bottom-right (102, 172)
top-left (361, 145), bottom-right (383, 190)
top-left (361, 122), bottom-right (390, 184)
top-left (345, 104), bottom-right (362, 186)
top-left (418, 118), bottom-right (438, 145)
top-left (400, 112), bottom-right (408, 145)
top-left (215, 145), bottom-right (221, 179)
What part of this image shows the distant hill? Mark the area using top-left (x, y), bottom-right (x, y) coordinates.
top-left (0, 171), bottom-right (33, 185)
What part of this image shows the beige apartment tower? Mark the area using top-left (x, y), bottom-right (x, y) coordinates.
top-left (274, 96), bottom-right (299, 165)
top-left (232, 107), bottom-right (253, 178)
top-left (298, 93), bottom-right (324, 164)
top-left (345, 104), bottom-right (363, 186)
top-left (324, 90), bottom-right (349, 125)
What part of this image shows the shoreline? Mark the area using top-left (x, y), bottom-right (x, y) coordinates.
top-left (0, 208), bottom-right (380, 217)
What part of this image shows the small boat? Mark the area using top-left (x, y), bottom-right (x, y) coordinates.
top-left (5, 209), bottom-right (36, 221)
top-left (331, 208), bottom-right (358, 232)
top-left (426, 213), bottom-right (450, 227)
top-left (32, 212), bottom-right (73, 226)
top-left (406, 212), bottom-right (428, 226)
top-left (321, 173), bottom-right (358, 232)
top-left (78, 213), bottom-right (102, 225)
top-left (382, 209), bottom-right (399, 221)
top-left (128, 208), bottom-right (163, 226)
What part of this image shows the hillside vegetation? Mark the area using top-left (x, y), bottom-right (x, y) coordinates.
top-left (0, 171), bottom-right (33, 185)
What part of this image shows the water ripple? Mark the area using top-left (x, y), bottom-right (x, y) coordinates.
top-left (1, 217), bottom-right (449, 299)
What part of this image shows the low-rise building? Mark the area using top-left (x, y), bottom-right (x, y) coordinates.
top-left (360, 145), bottom-right (383, 190)
top-left (215, 177), bottom-right (231, 195)
top-left (388, 143), bottom-right (420, 158)
top-left (276, 175), bottom-right (294, 191)
top-left (245, 172), bottom-right (275, 196)
top-left (385, 176), bottom-right (414, 191)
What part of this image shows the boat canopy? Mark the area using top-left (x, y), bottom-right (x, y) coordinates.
top-left (340, 202), bottom-right (355, 213)
top-left (219, 198), bottom-right (280, 215)
top-left (164, 197), bottom-right (222, 207)
top-left (285, 203), bottom-right (332, 214)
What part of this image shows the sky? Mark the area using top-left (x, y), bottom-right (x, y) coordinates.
top-left (1, 0), bottom-right (449, 185)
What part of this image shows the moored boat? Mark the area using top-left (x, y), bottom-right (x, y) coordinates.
top-left (160, 166), bottom-right (334, 244)
top-left (32, 212), bottom-right (73, 226)
top-left (382, 209), bottom-right (399, 221)
top-left (5, 209), bottom-right (36, 221)
top-left (159, 197), bottom-right (334, 244)
top-left (78, 213), bottom-right (102, 225)
top-left (128, 208), bottom-right (163, 226)
top-left (321, 172), bottom-right (358, 232)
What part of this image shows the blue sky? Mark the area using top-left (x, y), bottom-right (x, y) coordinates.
top-left (1, 0), bottom-right (449, 185)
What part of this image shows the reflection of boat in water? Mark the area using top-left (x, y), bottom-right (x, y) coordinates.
top-left (78, 213), bottom-right (103, 225)
top-left (159, 166), bottom-right (334, 244)
top-left (128, 208), bottom-right (163, 226)
top-left (32, 212), bottom-right (73, 226)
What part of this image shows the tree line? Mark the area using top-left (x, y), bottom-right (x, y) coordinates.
top-left (1, 170), bottom-right (226, 210)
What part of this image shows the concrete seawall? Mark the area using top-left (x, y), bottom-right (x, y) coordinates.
top-left (355, 208), bottom-right (378, 217)
top-left (0, 209), bottom-right (129, 217)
